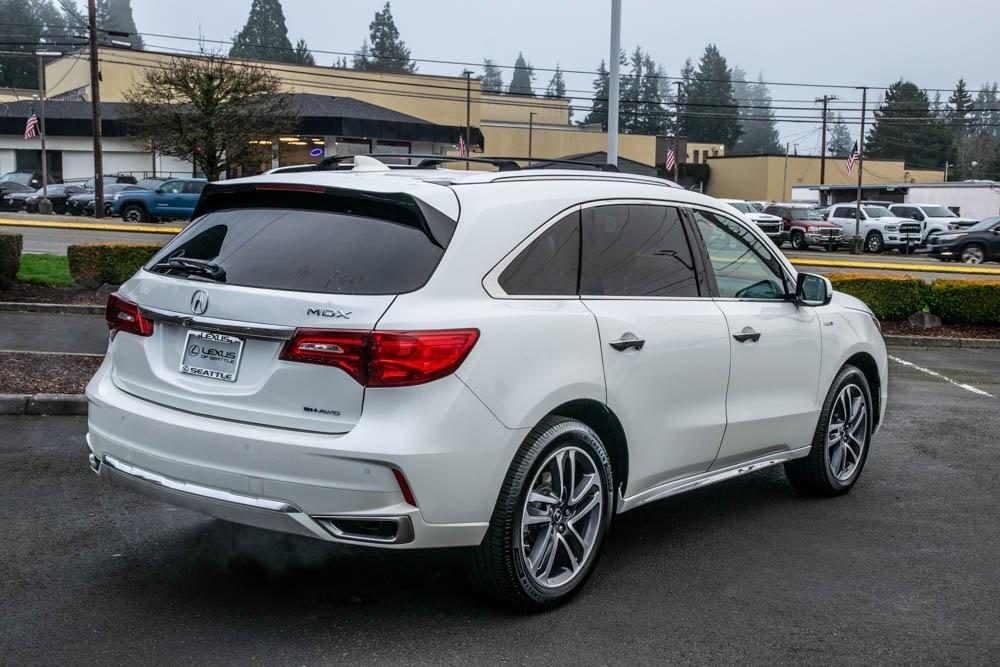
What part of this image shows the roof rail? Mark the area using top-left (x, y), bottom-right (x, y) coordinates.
top-left (313, 153), bottom-right (621, 173)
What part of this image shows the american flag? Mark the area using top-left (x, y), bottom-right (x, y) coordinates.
top-left (665, 146), bottom-right (677, 171)
top-left (457, 135), bottom-right (467, 157)
top-left (846, 141), bottom-right (859, 174)
top-left (24, 108), bottom-right (40, 139)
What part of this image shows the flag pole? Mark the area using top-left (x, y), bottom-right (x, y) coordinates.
top-left (852, 87), bottom-right (867, 255)
top-left (37, 54), bottom-right (52, 215)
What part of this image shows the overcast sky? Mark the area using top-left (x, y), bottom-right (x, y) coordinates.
top-left (132, 0), bottom-right (1000, 152)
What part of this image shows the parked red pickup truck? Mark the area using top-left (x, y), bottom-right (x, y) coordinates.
top-left (764, 203), bottom-right (844, 250)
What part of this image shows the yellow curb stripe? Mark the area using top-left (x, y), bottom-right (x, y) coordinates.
top-left (0, 218), bottom-right (182, 234)
top-left (788, 257), bottom-right (1000, 275)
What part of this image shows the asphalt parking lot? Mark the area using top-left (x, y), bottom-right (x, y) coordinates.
top-left (2, 347), bottom-right (998, 664)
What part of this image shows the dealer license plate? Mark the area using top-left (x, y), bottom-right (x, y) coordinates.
top-left (179, 330), bottom-right (244, 382)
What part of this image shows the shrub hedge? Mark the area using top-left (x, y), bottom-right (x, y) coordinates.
top-left (826, 273), bottom-right (928, 320)
top-left (67, 243), bottom-right (161, 288)
top-left (826, 272), bottom-right (1000, 325)
top-left (0, 233), bottom-right (23, 290)
top-left (927, 279), bottom-right (1000, 325)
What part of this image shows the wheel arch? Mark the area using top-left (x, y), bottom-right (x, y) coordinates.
top-left (844, 351), bottom-right (881, 431)
top-left (547, 399), bottom-right (629, 500)
top-left (121, 201), bottom-right (150, 219)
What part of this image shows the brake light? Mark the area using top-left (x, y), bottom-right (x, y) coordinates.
top-left (106, 293), bottom-right (153, 340)
top-left (280, 328), bottom-right (479, 387)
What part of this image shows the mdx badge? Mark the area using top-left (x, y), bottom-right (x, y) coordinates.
top-left (307, 308), bottom-right (351, 319)
top-left (190, 290), bottom-right (209, 315)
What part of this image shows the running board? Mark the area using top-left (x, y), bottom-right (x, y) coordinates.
top-left (617, 446), bottom-right (811, 513)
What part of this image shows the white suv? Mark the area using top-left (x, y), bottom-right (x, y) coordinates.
top-left (86, 161), bottom-right (888, 610)
top-left (720, 198), bottom-right (786, 245)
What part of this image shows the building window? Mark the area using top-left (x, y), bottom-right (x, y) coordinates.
top-left (334, 138), bottom-right (374, 156)
top-left (693, 149), bottom-right (701, 164)
top-left (15, 149), bottom-right (62, 182)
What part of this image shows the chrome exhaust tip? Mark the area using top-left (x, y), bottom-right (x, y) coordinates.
top-left (88, 452), bottom-right (101, 474)
top-left (313, 516), bottom-right (414, 544)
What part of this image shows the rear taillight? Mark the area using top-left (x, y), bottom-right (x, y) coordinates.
top-left (106, 293), bottom-right (153, 340)
top-left (280, 328), bottom-right (479, 387)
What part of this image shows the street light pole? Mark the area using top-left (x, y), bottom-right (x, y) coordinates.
top-left (815, 94), bottom-right (837, 206)
top-left (606, 0), bottom-right (621, 166)
top-left (852, 87), bottom-right (868, 254)
top-left (36, 54), bottom-right (51, 214)
top-left (463, 69), bottom-right (472, 171)
top-left (528, 112), bottom-right (536, 163)
top-left (88, 0), bottom-right (105, 218)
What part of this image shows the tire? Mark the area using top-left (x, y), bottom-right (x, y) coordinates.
top-left (122, 204), bottom-right (148, 223)
top-left (960, 243), bottom-right (986, 264)
top-left (865, 231), bottom-right (885, 253)
top-left (784, 365), bottom-right (873, 496)
top-left (466, 416), bottom-right (614, 611)
top-left (790, 230), bottom-right (807, 250)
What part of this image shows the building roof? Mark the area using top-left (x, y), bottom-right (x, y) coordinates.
top-left (803, 181), bottom-right (994, 191)
top-left (0, 93), bottom-right (484, 146)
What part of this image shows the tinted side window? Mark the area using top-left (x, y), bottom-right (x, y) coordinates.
top-left (498, 212), bottom-right (580, 296)
top-left (691, 209), bottom-right (787, 299)
top-left (581, 204), bottom-right (699, 297)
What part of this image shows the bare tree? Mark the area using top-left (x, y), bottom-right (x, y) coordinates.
top-left (121, 54), bottom-right (297, 181)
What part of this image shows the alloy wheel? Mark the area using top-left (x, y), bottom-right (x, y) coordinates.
top-left (827, 384), bottom-right (867, 482)
top-left (124, 208), bottom-right (145, 223)
top-left (520, 446), bottom-right (603, 589)
top-left (961, 245), bottom-right (985, 264)
top-left (866, 234), bottom-right (883, 253)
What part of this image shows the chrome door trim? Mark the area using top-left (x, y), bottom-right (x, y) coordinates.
top-left (616, 446), bottom-right (812, 513)
top-left (139, 305), bottom-right (296, 340)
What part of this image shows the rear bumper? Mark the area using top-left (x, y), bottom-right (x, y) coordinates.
top-left (86, 360), bottom-right (526, 548)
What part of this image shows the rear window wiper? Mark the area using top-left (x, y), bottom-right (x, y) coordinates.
top-left (151, 257), bottom-right (227, 282)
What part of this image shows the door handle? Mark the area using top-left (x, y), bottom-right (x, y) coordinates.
top-left (609, 332), bottom-right (645, 352)
top-left (732, 326), bottom-right (761, 344)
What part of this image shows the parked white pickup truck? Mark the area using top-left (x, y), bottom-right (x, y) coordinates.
top-left (888, 203), bottom-right (978, 241)
top-left (720, 199), bottom-right (787, 245)
top-left (827, 203), bottom-right (923, 253)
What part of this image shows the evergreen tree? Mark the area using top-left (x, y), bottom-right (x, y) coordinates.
top-left (827, 112), bottom-right (853, 157)
top-left (866, 80), bottom-right (954, 168)
top-left (948, 78), bottom-right (974, 140)
top-left (508, 52), bottom-right (534, 96)
top-left (229, 0), bottom-right (296, 64)
top-left (0, 0), bottom-right (66, 88)
top-left (353, 2), bottom-right (416, 73)
top-left (635, 53), bottom-right (671, 135)
top-left (680, 45), bottom-right (741, 147)
top-left (291, 38), bottom-right (314, 66)
top-left (96, 0), bottom-right (143, 49)
top-left (544, 64), bottom-right (570, 123)
top-left (673, 58), bottom-right (695, 136)
top-left (481, 58), bottom-right (504, 94)
top-left (581, 59), bottom-right (610, 128)
top-left (733, 70), bottom-right (781, 154)
top-left (973, 82), bottom-right (1000, 137)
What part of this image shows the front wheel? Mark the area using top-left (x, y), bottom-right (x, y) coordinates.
top-left (122, 204), bottom-right (148, 223)
top-left (790, 230), bottom-right (807, 250)
top-left (865, 232), bottom-right (885, 253)
top-left (466, 416), bottom-right (614, 610)
top-left (960, 244), bottom-right (986, 264)
top-left (784, 365), bottom-right (872, 496)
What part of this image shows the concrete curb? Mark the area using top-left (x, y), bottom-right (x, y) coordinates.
top-left (0, 217), bottom-right (181, 235)
top-left (0, 301), bottom-right (104, 315)
top-left (0, 393), bottom-right (87, 415)
top-left (884, 334), bottom-right (1000, 349)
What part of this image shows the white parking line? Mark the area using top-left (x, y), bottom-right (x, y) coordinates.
top-left (888, 354), bottom-right (995, 398)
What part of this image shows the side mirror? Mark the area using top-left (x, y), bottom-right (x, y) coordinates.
top-left (795, 272), bottom-right (832, 307)
top-left (155, 188), bottom-right (164, 194)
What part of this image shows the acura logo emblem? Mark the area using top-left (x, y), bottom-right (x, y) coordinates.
top-left (190, 290), bottom-right (209, 315)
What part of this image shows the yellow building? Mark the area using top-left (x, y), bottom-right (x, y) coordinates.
top-left (707, 154), bottom-right (945, 202)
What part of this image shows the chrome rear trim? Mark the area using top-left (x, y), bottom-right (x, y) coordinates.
top-left (617, 446), bottom-right (812, 513)
top-left (102, 454), bottom-right (298, 512)
top-left (139, 305), bottom-right (295, 340)
top-left (313, 515), bottom-right (415, 545)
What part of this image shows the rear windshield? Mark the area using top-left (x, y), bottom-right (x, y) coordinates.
top-left (147, 208), bottom-right (445, 294)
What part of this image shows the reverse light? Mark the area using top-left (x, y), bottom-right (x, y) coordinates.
top-left (280, 328), bottom-right (479, 387)
top-left (106, 293), bottom-right (153, 340)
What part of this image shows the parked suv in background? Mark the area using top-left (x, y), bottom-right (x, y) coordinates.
top-left (67, 183), bottom-right (147, 216)
top-left (889, 203), bottom-right (977, 241)
top-left (111, 177), bottom-right (207, 222)
top-left (721, 198), bottom-right (787, 245)
top-left (763, 203), bottom-right (844, 250)
top-left (826, 203), bottom-right (922, 253)
top-left (87, 159), bottom-right (887, 609)
top-left (926, 216), bottom-right (1000, 263)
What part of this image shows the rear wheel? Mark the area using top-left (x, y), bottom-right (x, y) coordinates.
top-left (790, 230), bottom-right (807, 250)
top-left (960, 243), bottom-right (986, 264)
top-left (865, 231), bottom-right (885, 253)
top-left (122, 204), bottom-right (148, 223)
top-left (466, 416), bottom-right (613, 610)
top-left (784, 365), bottom-right (872, 496)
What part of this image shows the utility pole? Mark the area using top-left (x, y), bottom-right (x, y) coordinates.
top-left (88, 0), bottom-right (105, 218)
top-left (815, 94), bottom-right (837, 205)
top-left (528, 112), bottom-right (536, 163)
top-left (606, 0), bottom-right (621, 166)
top-left (673, 81), bottom-right (683, 182)
top-left (943, 161), bottom-right (951, 182)
top-left (36, 54), bottom-right (51, 214)
top-left (782, 142), bottom-right (790, 200)
top-left (852, 87), bottom-right (868, 254)
top-left (463, 69), bottom-right (472, 170)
